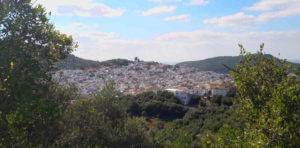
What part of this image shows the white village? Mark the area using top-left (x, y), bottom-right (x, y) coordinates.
top-left (53, 59), bottom-right (234, 105)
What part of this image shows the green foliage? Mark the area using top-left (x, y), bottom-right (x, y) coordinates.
top-left (3, 1), bottom-right (297, 147)
top-left (202, 44), bottom-right (300, 147)
top-left (296, 66), bottom-right (300, 76)
top-left (134, 91), bottom-right (180, 104)
top-left (200, 124), bottom-right (268, 147)
top-left (0, 83), bottom-right (78, 146)
top-left (153, 123), bottom-right (194, 148)
top-left (0, 0), bottom-right (76, 146)
top-left (123, 88), bottom-right (236, 146)
top-left (141, 101), bottom-right (188, 120)
top-left (58, 82), bottom-right (151, 147)
top-left (126, 91), bottom-right (188, 120)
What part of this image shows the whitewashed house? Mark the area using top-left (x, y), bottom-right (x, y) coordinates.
top-left (210, 89), bottom-right (227, 97)
top-left (165, 89), bottom-right (192, 105)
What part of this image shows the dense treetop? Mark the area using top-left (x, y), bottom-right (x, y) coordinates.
top-left (0, 0), bottom-right (76, 146)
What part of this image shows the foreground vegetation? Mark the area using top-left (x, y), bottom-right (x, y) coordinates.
top-left (1, 0), bottom-right (299, 147)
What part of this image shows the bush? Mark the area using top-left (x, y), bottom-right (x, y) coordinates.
top-left (125, 91), bottom-right (187, 120)
top-left (201, 44), bottom-right (300, 147)
top-left (57, 82), bottom-right (151, 147)
top-left (153, 122), bottom-right (194, 148)
top-left (141, 101), bottom-right (188, 120)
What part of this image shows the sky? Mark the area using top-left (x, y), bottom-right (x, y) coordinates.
top-left (36, 0), bottom-right (300, 63)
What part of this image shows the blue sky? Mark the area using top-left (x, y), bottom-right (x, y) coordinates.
top-left (37, 0), bottom-right (300, 63)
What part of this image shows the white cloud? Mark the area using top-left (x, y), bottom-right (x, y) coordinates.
top-left (59, 22), bottom-right (102, 32)
top-left (36, 0), bottom-right (124, 17)
top-left (147, 0), bottom-right (208, 6)
top-left (204, 12), bottom-right (257, 27)
top-left (142, 6), bottom-right (176, 16)
top-left (148, 0), bottom-right (183, 3)
top-left (204, 0), bottom-right (300, 28)
top-left (190, 0), bottom-right (208, 6)
top-left (63, 26), bottom-right (300, 63)
top-left (247, 0), bottom-right (300, 11)
top-left (164, 14), bottom-right (191, 22)
top-left (257, 5), bottom-right (300, 21)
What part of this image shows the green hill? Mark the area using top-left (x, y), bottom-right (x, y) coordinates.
top-left (177, 55), bottom-right (299, 73)
top-left (56, 54), bottom-right (299, 73)
top-left (55, 55), bottom-right (133, 70)
top-left (176, 56), bottom-right (242, 73)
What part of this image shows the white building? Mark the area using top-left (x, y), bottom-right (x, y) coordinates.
top-left (165, 89), bottom-right (192, 105)
top-left (210, 89), bottom-right (227, 97)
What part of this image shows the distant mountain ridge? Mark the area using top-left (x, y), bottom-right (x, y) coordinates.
top-left (177, 56), bottom-right (242, 73)
top-left (176, 54), bottom-right (299, 73)
top-left (56, 54), bottom-right (299, 73)
top-left (55, 54), bottom-right (133, 70)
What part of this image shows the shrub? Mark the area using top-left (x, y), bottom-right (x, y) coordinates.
top-left (57, 82), bottom-right (151, 147)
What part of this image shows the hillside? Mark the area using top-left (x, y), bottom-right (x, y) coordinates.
top-left (55, 55), bottom-right (133, 70)
top-left (176, 56), bottom-right (242, 73)
top-left (177, 55), bottom-right (299, 73)
top-left (56, 54), bottom-right (299, 73)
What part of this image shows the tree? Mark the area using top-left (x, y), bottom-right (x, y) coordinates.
top-left (296, 66), bottom-right (300, 76)
top-left (0, 0), bottom-right (76, 146)
top-left (58, 82), bottom-right (151, 147)
top-left (201, 44), bottom-right (300, 147)
top-left (153, 125), bottom-right (194, 148)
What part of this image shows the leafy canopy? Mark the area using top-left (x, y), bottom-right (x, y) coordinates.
top-left (201, 44), bottom-right (300, 147)
top-left (0, 0), bottom-right (76, 146)
top-left (58, 82), bottom-right (151, 147)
